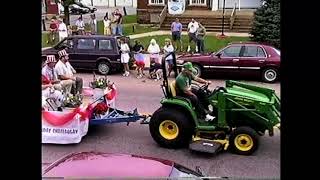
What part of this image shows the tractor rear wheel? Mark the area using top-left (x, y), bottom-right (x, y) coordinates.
top-left (149, 107), bottom-right (194, 149)
top-left (229, 126), bottom-right (259, 155)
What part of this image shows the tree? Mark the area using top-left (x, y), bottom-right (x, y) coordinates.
top-left (250, 0), bottom-right (280, 49)
top-left (61, 0), bottom-right (75, 25)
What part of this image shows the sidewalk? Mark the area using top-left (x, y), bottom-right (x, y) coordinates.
top-left (128, 31), bottom-right (251, 39)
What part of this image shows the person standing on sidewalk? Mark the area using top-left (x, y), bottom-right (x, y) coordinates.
top-left (196, 23), bottom-right (206, 53)
top-left (171, 18), bottom-right (183, 52)
top-left (120, 38), bottom-right (131, 77)
top-left (103, 14), bottom-right (112, 35)
top-left (47, 19), bottom-right (58, 44)
top-left (163, 38), bottom-right (175, 77)
top-left (57, 18), bottom-right (68, 42)
top-left (113, 9), bottom-right (123, 35)
top-left (187, 19), bottom-right (199, 52)
top-left (75, 15), bottom-right (85, 35)
top-left (89, 14), bottom-right (97, 35)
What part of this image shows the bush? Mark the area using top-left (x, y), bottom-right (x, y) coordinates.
top-left (250, 0), bottom-right (280, 49)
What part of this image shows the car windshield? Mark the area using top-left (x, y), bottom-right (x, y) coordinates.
top-left (272, 47), bottom-right (281, 56)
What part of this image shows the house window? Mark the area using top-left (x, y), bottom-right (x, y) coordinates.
top-left (149, 0), bottom-right (165, 5)
top-left (189, 0), bottom-right (206, 6)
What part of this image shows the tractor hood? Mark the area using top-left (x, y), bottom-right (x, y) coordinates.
top-left (225, 80), bottom-right (279, 104)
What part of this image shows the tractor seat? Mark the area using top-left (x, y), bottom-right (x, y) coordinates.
top-left (169, 81), bottom-right (192, 106)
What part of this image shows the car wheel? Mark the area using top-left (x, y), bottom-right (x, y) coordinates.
top-left (262, 67), bottom-right (278, 83)
top-left (97, 61), bottom-right (111, 75)
top-left (149, 107), bottom-right (194, 149)
top-left (228, 126), bottom-right (259, 155)
top-left (192, 64), bottom-right (202, 77)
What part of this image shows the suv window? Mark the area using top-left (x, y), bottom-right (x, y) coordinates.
top-left (220, 46), bottom-right (242, 57)
top-left (99, 40), bottom-right (113, 50)
top-left (77, 39), bottom-right (96, 50)
top-left (242, 46), bottom-right (266, 57)
top-left (57, 38), bottom-right (74, 49)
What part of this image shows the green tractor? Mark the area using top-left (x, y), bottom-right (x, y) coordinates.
top-left (148, 53), bottom-right (280, 155)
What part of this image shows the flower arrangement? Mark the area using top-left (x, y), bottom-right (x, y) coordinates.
top-left (90, 72), bottom-right (109, 89)
top-left (63, 94), bottom-right (83, 108)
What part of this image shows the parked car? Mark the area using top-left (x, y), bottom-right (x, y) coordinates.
top-left (176, 42), bottom-right (280, 83)
top-left (42, 35), bottom-right (131, 75)
top-left (61, 3), bottom-right (97, 15)
top-left (42, 152), bottom-right (211, 178)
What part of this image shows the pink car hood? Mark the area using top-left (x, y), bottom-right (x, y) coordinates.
top-left (43, 152), bottom-right (174, 178)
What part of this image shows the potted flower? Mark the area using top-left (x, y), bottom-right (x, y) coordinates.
top-left (63, 93), bottom-right (83, 108)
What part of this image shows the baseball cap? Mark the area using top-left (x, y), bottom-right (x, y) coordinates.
top-left (183, 62), bottom-right (196, 74)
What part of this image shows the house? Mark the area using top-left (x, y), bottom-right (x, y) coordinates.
top-left (79, 0), bottom-right (137, 7)
top-left (137, 0), bottom-right (263, 32)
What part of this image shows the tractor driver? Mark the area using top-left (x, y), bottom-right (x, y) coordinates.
top-left (175, 62), bottom-right (215, 121)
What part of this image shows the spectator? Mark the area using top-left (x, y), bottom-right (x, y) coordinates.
top-left (89, 14), bottom-right (97, 35)
top-left (42, 55), bottom-right (73, 94)
top-left (57, 18), bottom-right (68, 42)
top-left (163, 38), bottom-right (175, 77)
top-left (187, 18), bottom-right (199, 52)
top-left (196, 23), bottom-right (206, 53)
top-left (171, 18), bottom-right (183, 52)
top-left (119, 38), bottom-right (131, 77)
top-left (132, 40), bottom-right (145, 78)
top-left (75, 15), bottom-right (85, 35)
top-left (55, 49), bottom-right (83, 95)
top-left (47, 19), bottom-right (58, 44)
top-left (147, 39), bottom-right (161, 79)
top-left (103, 14), bottom-right (112, 35)
top-left (113, 9), bottom-right (123, 35)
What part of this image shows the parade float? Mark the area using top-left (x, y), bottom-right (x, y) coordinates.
top-left (42, 75), bottom-right (150, 144)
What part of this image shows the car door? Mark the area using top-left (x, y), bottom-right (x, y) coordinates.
top-left (71, 38), bottom-right (97, 69)
top-left (97, 38), bottom-right (121, 64)
top-left (209, 45), bottom-right (243, 75)
top-left (238, 45), bottom-right (267, 76)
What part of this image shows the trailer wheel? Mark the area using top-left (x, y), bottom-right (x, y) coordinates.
top-left (229, 126), bottom-right (259, 155)
top-left (149, 107), bottom-right (194, 149)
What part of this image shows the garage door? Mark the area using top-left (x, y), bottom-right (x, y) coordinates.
top-left (116, 0), bottom-right (133, 6)
top-left (219, 0), bottom-right (262, 9)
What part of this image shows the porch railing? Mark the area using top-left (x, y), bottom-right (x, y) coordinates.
top-left (158, 4), bottom-right (168, 28)
top-left (230, 3), bottom-right (237, 30)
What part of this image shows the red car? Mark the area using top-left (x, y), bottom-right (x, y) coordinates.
top-left (176, 42), bottom-right (280, 83)
top-left (42, 152), bottom-right (212, 178)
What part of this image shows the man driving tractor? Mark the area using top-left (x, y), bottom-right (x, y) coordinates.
top-left (175, 62), bottom-right (215, 121)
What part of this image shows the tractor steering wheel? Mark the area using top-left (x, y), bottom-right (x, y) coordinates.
top-left (211, 86), bottom-right (228, 96)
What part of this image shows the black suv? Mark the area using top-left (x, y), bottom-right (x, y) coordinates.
top-left (42, 35), bottom-right (131, 75)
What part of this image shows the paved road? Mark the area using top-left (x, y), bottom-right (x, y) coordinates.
top-left (42, 73), bottom-right (280, 178)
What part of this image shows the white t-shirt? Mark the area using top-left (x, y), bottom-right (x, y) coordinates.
top-left (147, 44), bottom-right (161, 54)
top-left (188, 21), bottom-right (199, 33)
top-left (76, 20), bottom-right (85, 30)
top-left (163, 45), bottom-right (174, 60)
top-left (55, 61), bottom-right (74, 78)
top-left (104, 19), bottom-right (111, 27)
top-left (58, 23), bottom-right (68, 38)
top-left (120, 43), bottom-right (130, 54)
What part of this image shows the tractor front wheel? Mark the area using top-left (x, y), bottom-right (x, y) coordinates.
top-left (229, 126), bottom-right (259, 155)
top-left (149, 107), bottom-right (194, 149)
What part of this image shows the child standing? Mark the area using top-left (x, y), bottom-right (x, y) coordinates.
top-left (133, 40), bottom-right (145, 78)
top-left (103, 15), bottom-right (112, 35)
top-left (120, 38), bottom-right (131, 77)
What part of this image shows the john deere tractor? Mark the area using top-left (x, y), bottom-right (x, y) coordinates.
top-left (148, 53), bottom-right (280, 155)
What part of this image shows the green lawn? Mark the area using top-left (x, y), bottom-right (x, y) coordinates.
top-left (96, 21), bottom-right (156, 35)
top-left (132, 35), bottom-right (250, 52)
top-left (122, 15), bottom-right (137, 24)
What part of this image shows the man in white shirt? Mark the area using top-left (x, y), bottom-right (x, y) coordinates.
top-left (58, 18), bottom-right (68, 42)
top-left (187, 19), bottom-right (199, 52)
top-left (42, 55), bottom-right (73, 94)
top-left (75, 16), bottom-right (85, 35)
top-left (55, 49), bottom-right (83, 95)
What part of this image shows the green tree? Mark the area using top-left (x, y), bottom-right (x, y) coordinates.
top-left (250, 0), bottom-right (280, 49)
